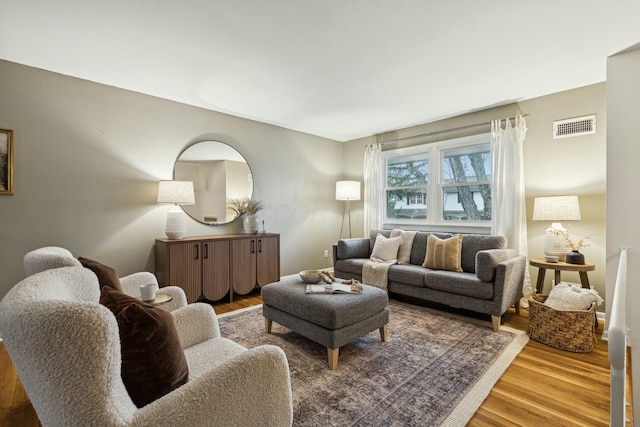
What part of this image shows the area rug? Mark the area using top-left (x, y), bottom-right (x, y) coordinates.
top-left (218, 300), bottom-right (528, 426)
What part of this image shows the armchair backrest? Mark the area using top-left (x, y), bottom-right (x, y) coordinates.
top-left (23, 246), bottom-right (81, 276)
top-left (0, 267), bottom-right (137, 425)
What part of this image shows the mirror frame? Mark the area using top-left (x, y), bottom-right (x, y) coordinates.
top-left (173, 140), bottom-right (253, 225)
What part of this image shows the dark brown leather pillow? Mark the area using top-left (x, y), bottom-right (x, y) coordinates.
top-left (100, 287), bottom-right (189, 407)
top-left (79, 257), bottom-right (124, 292)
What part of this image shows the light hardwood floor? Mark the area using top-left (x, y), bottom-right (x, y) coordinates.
top-left (0, 291), bottom-right (629, 426)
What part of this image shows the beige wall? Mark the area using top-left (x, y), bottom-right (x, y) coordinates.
top-left (344, 84), bottom-right (607, 309)
top-left (520, 84), bottom-right (606, 303)
top-left (0, 60), bottom-right (344, 298)
top-left (0, 59), bottom-right (610, 311)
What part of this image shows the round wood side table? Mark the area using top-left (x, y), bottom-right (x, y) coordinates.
top-left (529, 257), bottom-right (595, 294)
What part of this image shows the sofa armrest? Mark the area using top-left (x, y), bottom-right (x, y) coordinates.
top-left (336, 238), bottom-right (371, 260)
top-left (492, 255), bottom-right (526, 314)
top-left (475, 249), bottom-right (517, 282)
top-left (131, 345), bottom-right (293, 427)
top-left (171, 303), bottom-right (221, 348)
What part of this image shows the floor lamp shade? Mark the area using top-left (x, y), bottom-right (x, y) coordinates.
top-left (336, 181), bottom-right (361, 201)
top-left (157, 181), bottom-right (195, 240)
top-left (532, 195), bottom-right (581, 259)
top-left (336, 181), bottom-right (361, 239)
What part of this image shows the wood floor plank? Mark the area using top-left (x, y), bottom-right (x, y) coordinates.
top-left (0, 290), bottom-right (620, 427)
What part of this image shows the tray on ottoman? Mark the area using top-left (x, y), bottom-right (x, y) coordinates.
top-left (261, 277), bottom-right (389, 369)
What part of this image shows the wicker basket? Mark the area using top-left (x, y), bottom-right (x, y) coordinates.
top-left (527, 294), bottom-right (596, 353)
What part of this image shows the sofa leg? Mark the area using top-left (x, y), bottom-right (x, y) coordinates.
top-left (514, 302), bottom-right (521, 314)
top-left (379, 324), bottom-right (388, 342)
top-left (327, 348), bottom-right (339, 370)
top-left (491, 315), bottom-right (501, 332)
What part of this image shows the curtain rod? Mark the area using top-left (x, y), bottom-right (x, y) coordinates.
top-left (380, 114), bottom-right (529, 145)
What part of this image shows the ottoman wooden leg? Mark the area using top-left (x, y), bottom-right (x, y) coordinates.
top-left (327, 347), bottom-right (339, 370)
top-left (265, 318), bottom-right (272, 333)
top-left (379, 324), bottom-right (388, 342)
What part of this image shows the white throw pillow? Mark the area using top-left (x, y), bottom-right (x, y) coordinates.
top-left (370, 233), bottom-right (402, 262)
top-left (544, 282), bottom-right (604, 311)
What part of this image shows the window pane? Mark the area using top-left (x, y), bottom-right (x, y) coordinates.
top-left (442, 185), bottom-right (491, 221)
top-left (386, 189), bottom-right (427, 219)
top-left (387, 154), bottom-right (428, 187)
top-left (442, 144), bottom-right (490, 184)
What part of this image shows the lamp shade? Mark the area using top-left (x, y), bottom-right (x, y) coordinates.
top-left (532, 196), bottom-right (581, 221)
top-left (157, 181), bottom-right (195, 205)
top-left (336, 181), bottom-right (361, 201)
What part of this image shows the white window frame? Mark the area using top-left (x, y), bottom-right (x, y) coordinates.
top-left (382, 133), bottom-right (492, 234)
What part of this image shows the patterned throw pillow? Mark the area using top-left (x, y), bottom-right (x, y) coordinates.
top-left (422, 234), bottom-right (463, 272)
top-left (370, 233), bottom-right (402, 261)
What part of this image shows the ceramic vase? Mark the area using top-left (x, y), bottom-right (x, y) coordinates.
top-left (565, 250), bottom-right (585, 265)
top-left (243, 214), bottom-right (260, 234)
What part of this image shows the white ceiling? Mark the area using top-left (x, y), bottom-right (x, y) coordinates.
top-left (2, 1), bottom-right (640, 142)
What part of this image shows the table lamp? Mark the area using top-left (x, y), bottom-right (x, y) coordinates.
top-left (157, 180), bottom-right (195, 239)
top-left (532, 195), bottom-right (581, 261)
top-left (336, 180), bottom-right (361, 239)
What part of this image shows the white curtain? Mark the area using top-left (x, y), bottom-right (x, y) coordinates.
top-left (491, 115), bottom-right (533, 304)
top-left (363, 142), bottom-right (383, 237)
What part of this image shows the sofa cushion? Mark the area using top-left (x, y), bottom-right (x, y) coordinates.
top-left (422, 234), bottom-right (463, 272)
top-left (79, 257), bottom-right (124, 292)
top-left (99, 287), bottom-right (189, 408)
top-left (424, 270), bottom-right (494, 299)
top-left (335, 258), bottom-right (368, 276)
top-left (387, 264), bottom-right (428, 288)
top-left (460, 235), bottom-right (507, 273)
top-left (371, 233), bottom-right (402, 261)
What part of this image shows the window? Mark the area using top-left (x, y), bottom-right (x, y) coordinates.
top-left (383, 133), bottom-right (491, 228)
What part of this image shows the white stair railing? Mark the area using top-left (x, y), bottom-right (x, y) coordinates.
top-left (608, 247), bottom-right (629, 426)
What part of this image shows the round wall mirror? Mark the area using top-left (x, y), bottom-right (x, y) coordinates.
top-left (174, 140), bottom-right (253, 225)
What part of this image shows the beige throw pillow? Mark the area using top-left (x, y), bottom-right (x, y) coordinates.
top-left (370, 233), bottom-right (402, 262)
top-left (422, 234), bottom-right (463, 272)
top-left (390, 229), bottom-right (417, 264)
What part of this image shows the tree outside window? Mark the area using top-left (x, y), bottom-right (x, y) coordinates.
top-left (384, 135), bottom-right (491, 224)
top-left (441, 144), bottom-right (491, 221)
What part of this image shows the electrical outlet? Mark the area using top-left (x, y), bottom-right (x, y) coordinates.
top-left (324, 249), bottom-right (329, 258)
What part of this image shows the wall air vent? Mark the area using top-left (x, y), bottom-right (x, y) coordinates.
top-left (553, 114), bottom-right (596, 139)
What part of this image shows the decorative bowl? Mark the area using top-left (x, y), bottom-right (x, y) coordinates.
top-left (299, 270), bottom-right (322, 284)
top-left (544, 255), bottom-right (559, 263)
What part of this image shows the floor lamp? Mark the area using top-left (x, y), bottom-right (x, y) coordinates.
top-left (336, 180), bottom-right (361, 239)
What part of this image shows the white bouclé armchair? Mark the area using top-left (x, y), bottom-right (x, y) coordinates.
top-left (23, 246), bottom-right (188, 312)
top-left (0, 266), bottom-right (294, 426)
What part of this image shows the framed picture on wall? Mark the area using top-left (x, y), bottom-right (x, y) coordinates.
top-left (0, 129), bottom-right (13, 195)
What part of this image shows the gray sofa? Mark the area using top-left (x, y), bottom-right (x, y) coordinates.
top-left (333, 230), bottom-right (526, 331)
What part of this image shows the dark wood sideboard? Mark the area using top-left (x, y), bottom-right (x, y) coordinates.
top-left (155, 233), bottom-right (280, 303)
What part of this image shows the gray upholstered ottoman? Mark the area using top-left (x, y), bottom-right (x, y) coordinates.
top-left (261, 277), bottom-right (389, 369)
